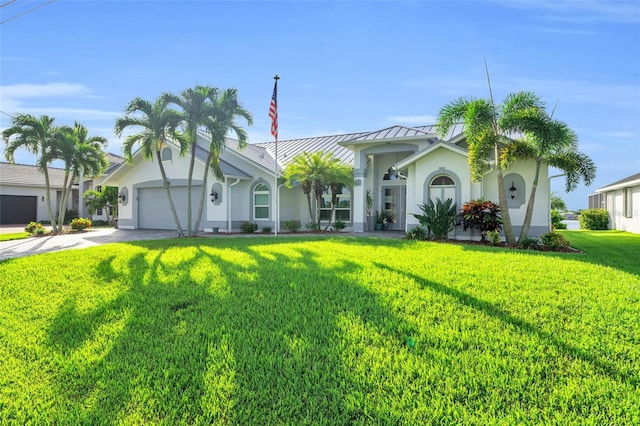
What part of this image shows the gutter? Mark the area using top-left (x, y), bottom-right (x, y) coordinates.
top-left (227, 177), bottom-right (241, 233)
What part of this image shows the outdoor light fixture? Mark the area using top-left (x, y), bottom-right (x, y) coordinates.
top-left (210, 190), bottom-right (218, 203)
top-left (118, 192), bottom-right (126, 203)
top-left (509, 181), bottom-right (517, 200)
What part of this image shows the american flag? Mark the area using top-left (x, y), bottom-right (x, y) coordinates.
top-left (268, 78), bottom-right (278, 140)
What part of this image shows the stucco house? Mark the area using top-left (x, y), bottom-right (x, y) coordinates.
top-left (592, 172), bottom-right (640, 234)
top-left (101, 124), bottom-right (551, 238)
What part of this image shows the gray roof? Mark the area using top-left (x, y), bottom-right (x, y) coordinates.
top-left (194, 143), bottom-right (252, 179)
top-left (0, 162), bottom-right (72, 188)
top-left (597, 172), bottom-right (640, 192)
top-left (346, 125), bottom-right (437, 143)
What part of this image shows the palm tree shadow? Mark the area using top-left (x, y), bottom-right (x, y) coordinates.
top-left (373, 261), bottom-right (637, 388)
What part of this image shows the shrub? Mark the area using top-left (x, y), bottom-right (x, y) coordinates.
top-left (92, 220), bottom-right (109, 227)
top-left (551, 209), bottom-right (564, 229)
top-left (518, 236), bottom-right (540, 250)
top-left (333, 220), bottom-right (346, 231)
top-left (240, 222), bottom-right (258, 233)
top-left (283, 220), bottom-right (301, 232)
top-left (70, 218), bottom-right (92, 231)
top-left (406, 225), bottom-right (427, 240)
top-left (261, 226), bottom-right (272, 234)
top-left (305, 221), bottom-right (319, 231)
top-left (486, 230), bottom-right (501, 246)
top-left (554, 222), bottom-right (567, 230)
top-left (63, 209), bottom-right (79, 224)
top-left (580, 208), bottom-right (609, 230)
top-left (25, 221), bottom-right (44, 234)
top-left (458, 199), bottom-right (503, 242)
top-left (413, 198), bottom-right (456, 240)
top-left (540, 232), bottom-right (571, 250)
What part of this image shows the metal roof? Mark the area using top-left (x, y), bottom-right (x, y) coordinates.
top-left (0, 162), bottom-right (72, 188)
top-left (345, 125), bottom-right (437, 142)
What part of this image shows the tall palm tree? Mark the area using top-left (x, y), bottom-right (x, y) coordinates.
top-left (114, 97), bottom-right (187, 237)
top-left (52, 123), bottom-right (108, 232)
top-left (500, 109), bottom-right (595, 239)
top-left (192, 88), bottom-right (253, 235)
top-left (2, 114), bottom-right (62, 230)
top-left (162, 85), bottom-right (219, 236)
top-left (436, 91), bottom-right (546, 244)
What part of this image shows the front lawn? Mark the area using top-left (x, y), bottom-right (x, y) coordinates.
top-left (0, 232), bottom-right (29, 242)
top-left (0, 231), bottom-right (638, 424)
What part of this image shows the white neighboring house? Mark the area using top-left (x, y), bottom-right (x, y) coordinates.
top-left (101, 124), bottom-right (551, 238)
top-left (593, 172), bottom-right (640, 234)
top-left (0, 162), bottom-right (78, 224)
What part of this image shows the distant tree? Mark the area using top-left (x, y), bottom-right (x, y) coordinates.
top-left (114, 97), bottom-right (187, 237)
top-left (550, 193), bottom-right (567, 212)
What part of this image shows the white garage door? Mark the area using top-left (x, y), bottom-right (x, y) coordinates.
top-left (138, 186), bottom-right (204, 230)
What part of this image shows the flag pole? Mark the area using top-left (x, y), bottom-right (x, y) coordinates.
top-left (269, 75), bottom-right (280, 236)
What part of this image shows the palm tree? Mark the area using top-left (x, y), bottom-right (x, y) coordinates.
top-left (114, 97), bottom-right (187, 237)
top-left (2, 114), bottom-right (62, 231)
top-left (500, 110), bottom-right (595, 240)
top-left (283, 151), bottom-right (353, 230)
top-left (436, 91), bottom-right (546, 244)
top-left (191, 88), bottom-right (252, 235)
top-left (162, 85), bottom-right (219, 236)
top-left (84, 186), bottom-right (118, 224)
top-left (52, 123), bottom-right (108, 232)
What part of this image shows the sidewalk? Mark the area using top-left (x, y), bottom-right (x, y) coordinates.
top-left (0, 228), bottom-right (405, 261)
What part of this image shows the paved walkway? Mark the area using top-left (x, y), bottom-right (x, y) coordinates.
top-left (0, 228), bottom-right (405, 261)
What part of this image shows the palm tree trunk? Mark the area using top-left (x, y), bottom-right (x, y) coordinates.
top-left (43, 168), bottom-right (58, 233)
top-left (323, 186), bottom-right (338, 231)
top-left (495, 146), bottom-right (517, 245)
top-left (156, 150), bottom-right (184, 237)
top-left (56, 170), bottom-right (72, 233)
top-left (519, 161), bottom-right (541, 241)
top-left (186, 140), bottom-right (197, 236)
top-left (192, 152), bottom-right (212, 236)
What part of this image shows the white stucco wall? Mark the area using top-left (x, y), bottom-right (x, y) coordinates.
top-left (605, 186), bottom-right (640, 234)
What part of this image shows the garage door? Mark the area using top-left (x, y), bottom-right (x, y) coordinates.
top-left (138, 186), bottom-right (204, 230)
top-left (0, 195), bottom-right (37, 225)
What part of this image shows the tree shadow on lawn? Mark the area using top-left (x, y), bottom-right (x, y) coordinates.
top-left (373, 261), bottom-right (638, 390)
top-left (45, 238), bottom-right (420, 424)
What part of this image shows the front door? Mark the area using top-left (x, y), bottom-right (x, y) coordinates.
top-left (381, 185), bottom-right (406, 231)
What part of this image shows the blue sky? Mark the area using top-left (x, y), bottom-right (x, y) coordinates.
top-left (1, 0), bottom-right (639, 209)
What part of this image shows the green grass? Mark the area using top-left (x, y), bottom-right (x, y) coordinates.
top-left (0, 232), bottom-right (29, 242)
top-left (0, 231), bottom-right (638, 424)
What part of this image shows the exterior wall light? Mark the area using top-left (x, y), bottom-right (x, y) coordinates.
top-left (509, 182), bottom-right (517, 200)
top-left (210, 190), bottom-right (218, 203)
top-left (118, 192), bottom-right (126, 203)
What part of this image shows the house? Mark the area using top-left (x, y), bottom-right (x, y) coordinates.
top-left (593, 172), bottom-right (640, 234)
top-left (0, 153), bottom-right (125, 225)
top-left (101, 124), bottom-right (551, 238)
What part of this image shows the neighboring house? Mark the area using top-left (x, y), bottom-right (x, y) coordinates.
top-left (102, 124), bottom-right (551, 238)
top-left (0, 153), bottom-right (125, 225)
top-left (593, 172), bottom-right (640, 234)
top-left (0, 162), bottom-right (78, 225)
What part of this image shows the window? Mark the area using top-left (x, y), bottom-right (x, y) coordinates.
top-left (97, 208), bottom-right (103, 216)
top-left (429, 174), bottom-right (456, 204)
top-left (430, 175), bottom-right (455, 186)
top-left (624, 187), bottom-right (633, 218)
top-left (253, 183), bottom-right (269, 220)
top-left (319, 185), bottom-right (351, 221)
top-left (161, 147), bottom-right (172, 161)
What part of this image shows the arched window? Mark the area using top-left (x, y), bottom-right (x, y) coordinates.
top-left (429, 174), bottom-right (456, 203)
top-left (253, 183), bottom-right (270, 220)
top-left (161, 147), bottom-right (172, 161)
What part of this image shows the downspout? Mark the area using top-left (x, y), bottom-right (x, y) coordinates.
top-left (548, 173), bottom-right (566, 230)
top-left (480, 161), bottom-right (496, 199)
top-left (227, 177), bottom-right (240, 233)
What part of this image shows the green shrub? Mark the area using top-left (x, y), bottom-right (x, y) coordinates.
top-left (555, 222), bottom-right (567, 230)
top-left (283, 220), bottom-right (301, 232)
top-left (63, 209), bottom-right (79, 224)
top-left (540, 232), bottom-right (570, 250)
top-left (92, 219), bottom-right (109, 227)
top-left (305, 221), bottom-right (319, 231)
top-left (240, 222), bottom-right (258, 233)
top-left (413, 198), bottom-right (456, 240)
top-left (580, 208), bottom-right (609, 230)
top-left (25, 221), bottom-right (44, 234)
top-left (486, 230), bottom-right (501, 246)
top-left (518, 236), bottom-right (540, 250)
top-left (261, 226), bottom-right (272, 234)
top-left (333, 220), bottom-right (346, 231)
top-left (551, 209), bottom-right (564, 229)
top-left (406, 225), bottom-right (427, 240)
top-left (70, 217), bottom-right (92, 231)
top-left (458, 199), bottom-right (503, 242)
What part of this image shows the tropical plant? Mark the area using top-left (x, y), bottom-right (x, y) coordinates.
top-left (486, 230), bottom-right (501, 246)
top-left (375, 210), bottom-right (386, 224)
top-left (500, 106), bottom-right (595, 240)
top-left (283, 220), bottom-right (301, 232)
top-left (551, 210), bottom-right (566, 230)
top-left (3, 114), bottom-right (63, 232)
top-left (25, 221), bottom-right (44, 234)
top-left (365, 189), bottom-right (374, 216)
top-left (518, 236), bottom-right (540, 250)
top-left (70, 217), bottom-right (92, 231)
top-left (413, 198), bottom-right (457, 240)
top-left (333, 220), bottom-right (346, 231)
top-left (437, 91), bottom-right (549, 244)
top-left (114, 97), bottom-right (187, 236)
top-left (84, 186), bottom-right (119, 224)
top-left (282, 151), bottom-right (353, 229)
top-left (540, 231), bottom-right (571, 250)
top-left (406, 225), bottom-right (427, 240)
top-left (240, 221), bottom-right (258, 233)
top-left (458, 199), bottom-right (503, 242)
top-left (261, 226), bottom-right (272, 234)
top-left (579, 208), bottom-right (609, 230)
